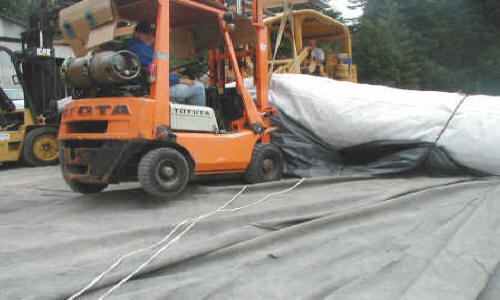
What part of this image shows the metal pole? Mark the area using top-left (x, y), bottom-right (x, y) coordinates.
top-left (236, 0), bottom-right (243, 13)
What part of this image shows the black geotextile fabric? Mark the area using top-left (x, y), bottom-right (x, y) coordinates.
top-left (1, 166), bottom-right (500, 300)
top-left (271, 111), bottom-right (485, 177)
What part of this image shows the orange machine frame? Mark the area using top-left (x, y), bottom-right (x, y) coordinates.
top-left (59, 0), bottom-right (275, 182)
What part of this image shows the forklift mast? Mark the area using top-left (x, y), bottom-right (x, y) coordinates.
top-left (19, 0), bottom-right (73, 124)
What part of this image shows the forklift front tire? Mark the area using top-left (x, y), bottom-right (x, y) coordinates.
top-left (243, 143), bottom-right (284, 184)
top-left (66, 180), bottom-right (108, 194)
top-left (138, 147), bottom-right (189, 198)
top-left (23, 126), bottom-right (59, 167)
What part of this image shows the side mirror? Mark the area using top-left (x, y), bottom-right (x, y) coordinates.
top-left (0, 88), bottom-right (16, 112)
top-left (12, 75), bottom-right (19, 85)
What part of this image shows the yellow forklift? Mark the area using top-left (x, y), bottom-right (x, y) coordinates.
top-left (0, 0), bottom-right (72, 166)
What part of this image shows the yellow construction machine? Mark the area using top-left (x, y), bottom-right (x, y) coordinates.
top-left (265, 9), bottom-right (357, 82)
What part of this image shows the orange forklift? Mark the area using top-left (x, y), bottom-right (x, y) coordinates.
top-left (58, 0), bottom-right (284, 197)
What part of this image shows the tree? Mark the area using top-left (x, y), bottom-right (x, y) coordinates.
top-left (352, 0), bottom-right (500, 95)
top-left (0, 0), bottom-right (29, 21)
top-left (352, 0), bottom-right (421, 89)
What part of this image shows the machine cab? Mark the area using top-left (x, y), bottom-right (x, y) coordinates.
top-left (265, 9), bottom-right (358, 82)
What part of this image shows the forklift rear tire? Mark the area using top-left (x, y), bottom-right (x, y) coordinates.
top-left (243, 143), bottom-right (284, 184)
top-left (138, 147), bottom-right (189, 198)
top-left (66, 180), bottom-right (108, 194)
top-left (23, 127), bottom-right (59, 167)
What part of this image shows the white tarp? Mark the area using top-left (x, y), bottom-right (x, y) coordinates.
top-left (267, 74), bottom-right (500, 176)
top-left (437, 95), bottom-right (500, 175)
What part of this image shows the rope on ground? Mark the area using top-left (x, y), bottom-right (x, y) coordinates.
top-left (32, 185), bottom-right (75, 193)
top-left (221, 178), bottom-right (305, 213)
top-left (96, 179), bottom-right (304, 299)
top-left (68, 186), bottom-right (247, 300)
top-left (69, 178), bottom-right (304, 299)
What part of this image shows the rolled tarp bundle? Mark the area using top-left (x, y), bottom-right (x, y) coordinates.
top-left (266, 74), bottom-right (500, 176)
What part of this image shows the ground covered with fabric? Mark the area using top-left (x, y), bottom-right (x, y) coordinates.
top-left (1, 166), bottom-right (499, 299)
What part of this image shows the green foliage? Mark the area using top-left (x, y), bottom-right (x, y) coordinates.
top-left (352, 0), bottom-right (500, 95)
top-left (0, 0), bottom-right (29, 21)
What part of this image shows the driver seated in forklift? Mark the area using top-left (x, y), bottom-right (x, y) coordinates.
top-left (124, 22), bottom-right (206, 106)
top-left (58, 0), bottom-right (285, 197)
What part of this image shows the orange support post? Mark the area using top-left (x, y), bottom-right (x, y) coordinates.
top-left (254, 24), bottom-right (269, 113)
top-left (221, 20), bottom-right (264, 131)
top-left (253, 0), bottom-right (271, 136)
top-left (209, 50), bottom-right (216, 86)
top-left (152, 0), bottom-right (170, 129)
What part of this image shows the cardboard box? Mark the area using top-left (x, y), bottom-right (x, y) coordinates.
top-left (59, 0), bottom-right (119, 56)
top-left (171, 26), bottom-right (198, 59)
top-left (59, 0), bottom-right (258, 58)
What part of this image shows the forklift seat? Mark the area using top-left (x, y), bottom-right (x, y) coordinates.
top-left (0, 88), bottom-right (16, 112)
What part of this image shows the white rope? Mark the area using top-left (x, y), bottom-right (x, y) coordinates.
top-left (68, 186), bottom-right (247, 300)
top-left (269, 1), bottom-right (289, 77)
top-left (222, 178), bottom-right (305, 213)
top-left (269, 0), bottom-right (299, 78)
top-left (98, 179), bottom-right (305, 299)
top-left (287, 3), bottom-right (299, 73)
top-left (68, 221), bottom-right (190, 300)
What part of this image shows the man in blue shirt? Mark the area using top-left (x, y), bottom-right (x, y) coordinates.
top-left (125, 22), bottom-right (206, 106)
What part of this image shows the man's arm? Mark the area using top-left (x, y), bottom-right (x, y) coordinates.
top-left (179, 78), bottom-right (195, 86)
top-left (169, 73), bottom-right (195, 86)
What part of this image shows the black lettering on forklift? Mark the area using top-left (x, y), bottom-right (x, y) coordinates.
top-left (97, 105), bottom-right (111, 115)
top-left (78, 106), bottom-right (92, 115)
top-left (173, 108), bottom-right (211, 116)
top-left (112, 105), bottom-right (130, 115)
